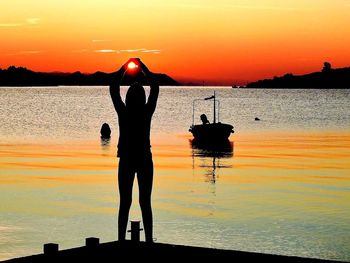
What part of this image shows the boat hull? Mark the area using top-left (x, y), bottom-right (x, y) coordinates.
top-left (189, 123), bottom-right (234, 141)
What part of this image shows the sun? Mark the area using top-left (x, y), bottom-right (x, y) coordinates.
top-left (128, 61), bottom-right (138, 70)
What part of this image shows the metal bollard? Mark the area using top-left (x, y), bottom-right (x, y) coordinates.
top-left (85, 237), bottom-right (100, 248)
top-left (43, 243), bottom-right (59, 255)
top-left (127, 220), bottom-right (143, 242)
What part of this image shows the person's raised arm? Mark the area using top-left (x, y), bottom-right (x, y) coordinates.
top-left (138, 59), bottom-right (159, 114)
top-left (109, 63), bottom-right (128, 113)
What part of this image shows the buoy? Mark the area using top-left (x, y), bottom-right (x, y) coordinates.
top-left (100, 123), bottom-right (111, 138)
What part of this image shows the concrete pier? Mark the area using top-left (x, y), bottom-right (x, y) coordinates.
top-left (1, 239), bottom-right (345, 263)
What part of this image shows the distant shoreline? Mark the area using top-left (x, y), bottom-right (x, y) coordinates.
top-left (1, 64), bottom-right (349, 88)
top-left (245, 65), bottom-right (350, 89)
top-left (0, 66), bottom-right (179, 87)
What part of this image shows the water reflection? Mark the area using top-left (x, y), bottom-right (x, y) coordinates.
top-left (190, 139), bottom-right (234, 184)
top-left (190, 139), bottom-right (234, 158)
top-left (100, 137), bottom-right (111, 155)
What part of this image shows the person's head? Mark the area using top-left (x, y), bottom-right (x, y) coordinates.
top-left (200, 114), bottom-right (209, 124)
top-left (125, 82), bottom-right (146, 110)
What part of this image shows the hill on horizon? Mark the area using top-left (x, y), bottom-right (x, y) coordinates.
top-left (246, 63), bottom-right (350, 89)
top-left (0, 66), bottom-right (179, 86)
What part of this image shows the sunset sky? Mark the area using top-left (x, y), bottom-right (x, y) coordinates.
top-left (0, 0), bottom-right (349, 84)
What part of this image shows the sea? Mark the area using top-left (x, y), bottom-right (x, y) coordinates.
top-left (0, 86), bottom-right (349, 261)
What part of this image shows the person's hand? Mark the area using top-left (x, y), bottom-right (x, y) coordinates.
top-left (118, 58), bottom-right (135, 74)
top-left (111, 59), bottom-right (132, 85)
top-left (136, 58), bottom-right (151, 74)
top-left (116, 58), bottom-right (152, 79)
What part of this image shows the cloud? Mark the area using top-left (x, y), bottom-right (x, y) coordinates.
top-left (118, 48), bottom-right (161, 54)
top-left (94, 48), bottom-right (161, 54)
top-left (119, 49), bottom-right (145, 52)
top-left (0, 18), bottom-right (40, 28)
top-left (175, 3), bottom-right (296, 11)
top-left (95, 49), bottom-right (118, 53)
top-left (5, 50), bottom-right (43, 56)
top-left (232, 5), bottom-right (297, 11)
top-left (92, 39), bottom-right (111, 43)
top-left (0, 23), bottom-right (22, 27)
top-left (26, 18), bottom-right (40, 25)
top-left (140, 49), bottom-right (161, 54)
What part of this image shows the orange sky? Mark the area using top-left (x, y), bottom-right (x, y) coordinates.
top-left (0, 0), bottom-right (349, 84)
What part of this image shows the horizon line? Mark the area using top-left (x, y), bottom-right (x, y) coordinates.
top-left (1, 64), bottom-right (349, 86)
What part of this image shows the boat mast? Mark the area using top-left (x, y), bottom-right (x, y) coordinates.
top-left (192, 100), bottom-right (195, 126)
top-left (213, 91), bottom-right (216, 123)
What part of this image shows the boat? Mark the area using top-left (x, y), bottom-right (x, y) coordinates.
top-left (189, 91), bottom-right (234, 142)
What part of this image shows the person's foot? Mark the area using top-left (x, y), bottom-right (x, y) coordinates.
top-left (145, 237), bottom-right (156, 243)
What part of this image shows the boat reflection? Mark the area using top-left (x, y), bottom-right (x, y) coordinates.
top-left (190, 139), bottom-right (234, 158)
top-left (190, 139), bottom-right (234, 184)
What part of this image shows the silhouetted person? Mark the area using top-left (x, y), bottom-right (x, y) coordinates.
top-left (200, 114), bottom-right (210, 125)
top-left (110, 58), bottom-right (159, 243)
top-left (100, 123), bottom-right (111, 138)
top-left (322, 61), bottom-right (332, 73)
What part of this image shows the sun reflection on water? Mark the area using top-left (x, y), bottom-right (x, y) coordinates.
top-left (0, 131), bottom-right (350, 261)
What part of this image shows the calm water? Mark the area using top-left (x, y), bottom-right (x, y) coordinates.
top-left (0, 87), bottom-right (350, 261)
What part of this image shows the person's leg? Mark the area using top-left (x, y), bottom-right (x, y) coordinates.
top-left (118, 158), bottom-right (135, 241)
top-left (137, 155), bottom-right (154, 242)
